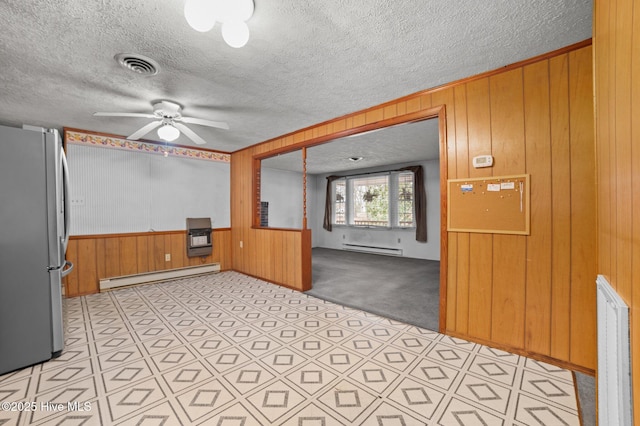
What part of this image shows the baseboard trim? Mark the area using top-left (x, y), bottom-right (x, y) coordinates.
top-left (99, 263), bottom-right (220, 291)
top-left (342, 243), bottom-right (403, 256)
top-left (446, 330), bottom-right (595, 375)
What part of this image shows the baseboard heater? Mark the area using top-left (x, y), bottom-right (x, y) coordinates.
top-left (99, 263), bottom-right (220, 291)
top-left (342, 243), bottom-right (402, 256)
top-left (596, 275), bottom-right (634, 426)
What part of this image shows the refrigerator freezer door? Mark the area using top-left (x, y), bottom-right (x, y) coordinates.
top-left (0, 125), bottom-right (55, 374)
top-left (44, 129), bottom-right (66, 269)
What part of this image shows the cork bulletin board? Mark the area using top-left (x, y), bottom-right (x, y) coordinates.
top-left (447, 174), bottom-right (530, 235)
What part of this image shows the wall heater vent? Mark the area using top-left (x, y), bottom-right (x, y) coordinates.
top-left (596, 275), bottom-right (634, 426)
top-left (342, 243), bottom-right (402, 257)
top-left (100, 263), bottom-right (220, 291)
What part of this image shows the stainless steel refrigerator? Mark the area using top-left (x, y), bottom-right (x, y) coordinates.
top-left (0, 124), bottom-right (73, 375)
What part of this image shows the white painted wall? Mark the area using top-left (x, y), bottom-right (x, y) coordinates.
top-left (309, 159), bottom-right (440, 260)
top-left (67, 144), bottom-right (230, 234)
top-left (260, 167), bottom-right (303, 228)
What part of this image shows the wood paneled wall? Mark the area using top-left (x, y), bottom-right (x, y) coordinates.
top-left (445, 45), bottom-right (596, 373)
top-left (231, 147), bottom-right (312, 290)
top-left (64, 229), bottom-right (232, 297)
top-left (231, 41), bottom-right (596, 372)
top-left (594, 0), bottom-right (640, 421)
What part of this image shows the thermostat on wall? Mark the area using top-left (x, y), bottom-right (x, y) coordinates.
top-left (472, 155), bottom-right (493, 168)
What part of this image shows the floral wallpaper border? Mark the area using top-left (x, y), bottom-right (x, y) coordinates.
top-left (64, 130), bottom-right (231, 163)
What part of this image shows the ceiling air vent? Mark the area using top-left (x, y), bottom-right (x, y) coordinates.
top-left (114, 53), bottom-right (159, 76)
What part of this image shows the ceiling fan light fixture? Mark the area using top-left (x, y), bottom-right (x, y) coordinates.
top-left (222, 20), bottom-right (250, 48)
top-left (157, 123), bottom-right (180, 142)
top-left (184, 0), bottom-right (218, 32)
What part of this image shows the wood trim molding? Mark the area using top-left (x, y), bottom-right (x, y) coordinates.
top-left (447, 330), bottom-right (596, 376)
top-left (238, 270), bottom-right (307, 292)
top-left (302, 147), bottom-right (308, 230)
top-left (249, 227), bottom-right (306, 232)
top-left (300, 229), bottom-right (312, 291)
top-left (437, 105), bottom-right (449, 334)
top-left (250, 107), bottom-right (444, 159)
top-left (69, 228), bottom-right (231, 240)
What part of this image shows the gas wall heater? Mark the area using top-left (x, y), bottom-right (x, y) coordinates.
top-left (186, 217), bottom-right (213, 257)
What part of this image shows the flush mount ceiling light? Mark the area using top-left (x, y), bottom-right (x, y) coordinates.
top-left (157, 122), bottom-right (180, 142)
top-left (184, 0), bottom-right (254, 48)
top-left (348, 157), bottom-right (364, 162)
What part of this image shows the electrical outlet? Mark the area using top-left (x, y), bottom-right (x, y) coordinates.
top-left (165, 253), bottom-right (171, 261)
top-left (397, 238), bottom-right (401, 243)
top-left (240, 241), bottom-right (243, 248)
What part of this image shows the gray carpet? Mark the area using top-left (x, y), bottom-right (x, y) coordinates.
top-left (575, 372), bottom-right (596, 426)
top-left (307, 247), bottom-right (440, 331)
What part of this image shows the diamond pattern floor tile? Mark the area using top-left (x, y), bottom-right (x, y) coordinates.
top-left (176, 379), bottom-right (236, 423)
top-left (0, 271), bottom-right (583, 426)
top-left (388, 376), bottom-right (445, 421)
top-left (245, 380), bottom-right (307, 424)
top-left (223, 361), bottom-right (276, 394)
top-left (317, 379), bottom-right (378, 423)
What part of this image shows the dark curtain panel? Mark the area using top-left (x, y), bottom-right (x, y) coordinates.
top-left (323, 175), bottom-right (342, 231)
top-left (400, 165), bottom-right (427, 242)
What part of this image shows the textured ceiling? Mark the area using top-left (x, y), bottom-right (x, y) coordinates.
top-left (264, 118), bottom-right (440, 174)
top-left (0, 1), bottom-right (592, 156)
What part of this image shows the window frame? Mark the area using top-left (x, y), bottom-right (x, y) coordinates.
top-left (331, 170), bottom-right (416, 230)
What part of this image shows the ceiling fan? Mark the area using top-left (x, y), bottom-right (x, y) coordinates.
top-left (93, 100), bottom-right (229, 145)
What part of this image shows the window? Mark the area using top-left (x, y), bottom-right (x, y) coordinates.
top-left (350, 175), bottom-right (389, 226)
top-left (334, 179), bottom-right (346, 225)
top-left (396, 171), bottom-right (414, 227)
top-left (332, 171), bottom-right (415, 228)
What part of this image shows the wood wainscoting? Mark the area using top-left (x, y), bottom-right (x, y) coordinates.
top-left (64, 229), bottom-right (232, 297)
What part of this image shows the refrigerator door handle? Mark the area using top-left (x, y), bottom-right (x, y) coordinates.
top-left (61, 146), bottom-right (71, 251)
top-left (60, 260), bottom-right (74, 278)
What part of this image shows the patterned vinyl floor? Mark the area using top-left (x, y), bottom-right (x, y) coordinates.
top-left (0, 272), bottom-right (581, 425)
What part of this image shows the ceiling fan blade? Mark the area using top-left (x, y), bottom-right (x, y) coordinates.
top-left (127, 121), bottom-right (162, 140)
top-left (181, 116), bottom-right (230, 130)
top-left (93, 112), bottom-right (156, 118)
top-left (174, 123), bottom-right (207, 145)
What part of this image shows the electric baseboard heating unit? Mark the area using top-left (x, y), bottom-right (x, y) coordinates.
top-left (596, 275), bottom-right (634, 426)
top-left (186, 217), bottom-right (212, 257)
top-left (100, 263), bottom-right (220, 291)
top-left (342, 243), bottom-right (402, 257)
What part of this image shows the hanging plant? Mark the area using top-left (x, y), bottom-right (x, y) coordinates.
top-left (363, 188), bottom-right (378, 202)
top-left (400, 187), bottom-right (412, 201)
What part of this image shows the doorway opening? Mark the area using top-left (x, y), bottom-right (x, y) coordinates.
top-left (304, 117), bottom-right (442, 331)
